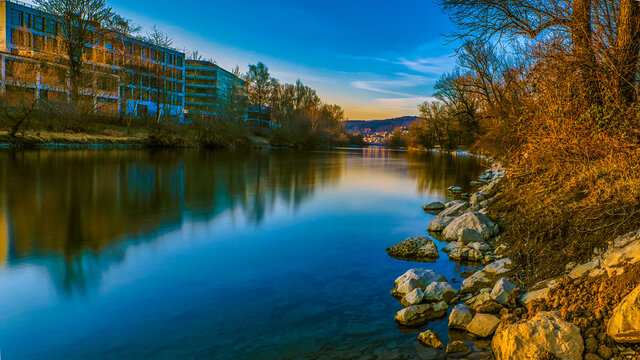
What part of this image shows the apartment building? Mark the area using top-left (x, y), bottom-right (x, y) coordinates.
top-left (184, 59), bottom-right (245, 119)
top-left (0, 0), bottom-right (186, 119)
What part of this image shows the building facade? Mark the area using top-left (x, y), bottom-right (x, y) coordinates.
top-left (184, 59), bottom-right (245, 119)
top-left (0, 0), bottom-right (186, 119)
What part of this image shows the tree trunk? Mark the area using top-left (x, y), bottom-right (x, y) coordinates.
top-left (616, 0), bottom-right (640, 104)
top-left (572, 0), bottom-right (599, 102)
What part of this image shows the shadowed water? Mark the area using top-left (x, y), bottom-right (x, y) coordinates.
top-left (0, 148), bottom-right (487, 359)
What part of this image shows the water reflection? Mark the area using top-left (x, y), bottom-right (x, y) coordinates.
top-left (0, 148), bottom-right (485, 295)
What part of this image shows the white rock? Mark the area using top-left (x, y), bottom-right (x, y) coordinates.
top-left (449, 304), bottom-right (473, 330)
top-left (520, 288), bottom-right (550, 305)
top-left (492, 312), bottom-right (584, 360)
top-left (391, 269), bottom-right (447, 297)
top-left (401, 288), bottom-right (424, 307)
top-left (423, 281), bottom-right (457, 304)
top-left (461, 270), bottom-right (492, 293)
top-left (491, 278), bottom-right (518, 305)
top-left (484, 258), bottom-right (513, 275)
top-left (601, 230), bottom-right (640, 276)
top-left (442, 212), bottom-right (498, 242)
top-left (395, 301), bottom-right (449, 327)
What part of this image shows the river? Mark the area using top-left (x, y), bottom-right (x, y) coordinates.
top-left (0, 147), bottom-right (487, 359)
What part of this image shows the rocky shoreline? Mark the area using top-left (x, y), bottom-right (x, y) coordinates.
top-left (386, 162), bottom-right (640, 359)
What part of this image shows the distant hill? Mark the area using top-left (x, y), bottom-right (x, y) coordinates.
top-left (345, 116), bottom-right (420, 134)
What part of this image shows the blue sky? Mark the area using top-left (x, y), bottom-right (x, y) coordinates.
top-left (29, 0), bottom-right (458, 119)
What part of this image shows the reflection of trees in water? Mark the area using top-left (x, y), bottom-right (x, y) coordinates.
top-left (0, 148), bottom-right (482, 294)
top-left (357, 147), bottom-right (488, 196)
top-left (406, 151), bottom-right (489, 196)
top-left (183, 150), bottom-right (343, 225)
top-left (0, 150), bottom-right (343, 294)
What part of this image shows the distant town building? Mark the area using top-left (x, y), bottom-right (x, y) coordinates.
top-left (0, 0), bottom-right (186, 119)
top-left (184, 59), bottom-right (245, 119)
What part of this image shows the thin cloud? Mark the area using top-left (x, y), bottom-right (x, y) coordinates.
top-left (374, 96), bottom-right (438, 110)
top-left (395, 55), bottom-right (456, 75)
top-left (350, 73), bottom-right (434, 97)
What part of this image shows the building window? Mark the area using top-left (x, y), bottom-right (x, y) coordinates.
top-left (33, 34), bottom-right (44, 50)
top-left (45, 20), bottom-right (57, 35)
top-left (11, 29), bottom-right (24, 47)
top-left (33, 16), bottom-right (45, 31)
top-left (10, 10), bottom-right (24, 26)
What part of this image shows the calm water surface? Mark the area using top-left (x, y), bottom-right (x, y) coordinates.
top-left (0, 148), bottom-right (487, 359)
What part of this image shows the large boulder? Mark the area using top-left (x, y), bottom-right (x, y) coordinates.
top-left (449, 304), bottom-right (473, 330)
top-left (442, 212), bottom-right (498, 242)
top-left (607, 283), bottom-right (640, 343)
top-left (395, 301), bottom-right (449, 327)
top-left (492, 312), bottom-right (584, 360)
top-left (466, 313), bottom-right (501, 338)
top-left (423, 281), bottom-right (457, 304)
top-left (461, 270), bottom-right (493, 293)
top-left (386, 237), bottom-right (440, 261)
top-left (491, 278), bottom-right (518, 305)
top-left (391, 268), bottom-right (447, 297)
top-left (428, 216), bottom-right (455, 232)
top-left (459, 228), bottom-right (484, 244)
top-left (428, 202), bottom-right (469, 231)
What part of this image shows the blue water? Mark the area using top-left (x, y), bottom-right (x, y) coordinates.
top-left (0, 148), bottom-right (486, 359)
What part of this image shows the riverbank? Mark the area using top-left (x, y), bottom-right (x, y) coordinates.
top-left (386, 159), bottom-right (640, 359)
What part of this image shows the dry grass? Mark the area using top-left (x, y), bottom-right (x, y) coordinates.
top-left (0, 130), bottom-right (147, 146)
top-left (486, 119), bottom-right (640, 285)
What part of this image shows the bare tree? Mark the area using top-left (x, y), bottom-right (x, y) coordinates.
top-left (438, 0), bottom-right (601, 101)
top-left (35, 0), bottom-right (116, 105)
top-left (246, 62), bottom-right (272, 123)
top-left (615, 0), bottom-right (640, 104)
top-left (147, 25), bottom-right (173, 123)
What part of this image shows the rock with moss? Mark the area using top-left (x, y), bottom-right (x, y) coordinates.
top-left (423, 202), bottom-right (445, 212)
top-left (418, 330), bottom-right (444, 349)
top-left (386, 237), bottom-right (440, 261)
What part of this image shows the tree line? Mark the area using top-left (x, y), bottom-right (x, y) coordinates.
top-left (0, 0), bottom-right (358, 149)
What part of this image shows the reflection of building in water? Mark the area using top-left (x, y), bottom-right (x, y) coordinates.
top-left (0, 150), bottom-right (343, 294)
